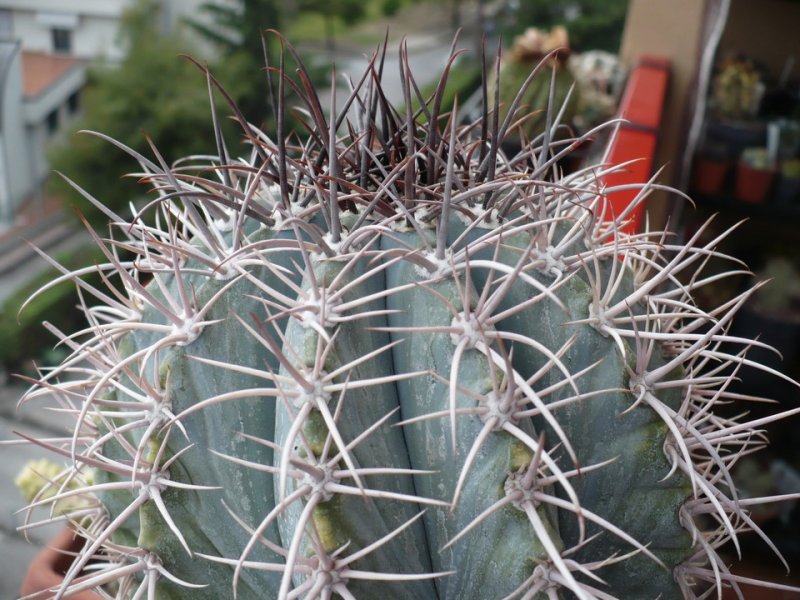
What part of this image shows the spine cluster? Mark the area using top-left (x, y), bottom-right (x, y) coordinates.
top-left (9, 36), bottom-right (800, 600)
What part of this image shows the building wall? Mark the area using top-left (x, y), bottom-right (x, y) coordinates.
top-left (0, 42), bottom-right (34, 221)
top-left (24, 64), bottom-right (85, 185)
top-left (718, 0), bottom-right (800, 80)
top-left (618, 0), bottom-right (710, 228)
top-left (0, 0), bottom-right (224, 222)
top-left (0, 0), bottom-right (130, 217)
top-left (0, 1), bottom-right (129, 16)
top-left (0, 0), bottom-right (210, 61)
top-left (7, 3), bottom-right (131, 61)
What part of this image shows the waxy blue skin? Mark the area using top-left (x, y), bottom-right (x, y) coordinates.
top-left (97, 220), bottom-right (693, 599)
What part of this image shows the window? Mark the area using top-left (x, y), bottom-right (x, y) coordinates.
top-left (67, 90), bottom-right (80, 114)
top-left (46, 109), bottom-right (59, 135)
top-left (51, 28), bottom-right (71, 54)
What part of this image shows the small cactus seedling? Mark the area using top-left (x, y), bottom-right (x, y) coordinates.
top-left (9, 34), bottom-right (800, 600)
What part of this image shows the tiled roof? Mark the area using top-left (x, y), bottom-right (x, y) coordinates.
top-left (21, 51), bottom-right (81, 99)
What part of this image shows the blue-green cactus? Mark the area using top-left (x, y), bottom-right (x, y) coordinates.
top-left (11, 36), bottom-right (800, 600)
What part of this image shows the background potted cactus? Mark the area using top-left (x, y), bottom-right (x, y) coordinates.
top-left (710, 56), bottom-right (763, 122)
top-left (20, 528), bottom-right (101, 600)
top-left (691, 141), bottom-right (732, 196)
top-left (14, 459), bottom-right (102, 599)
top-left (735, 146), bottom-right (777, 203)
top-left (489, 26), bottom-right (578, 156)
top-left (8, 34), bottom-right (800, 600)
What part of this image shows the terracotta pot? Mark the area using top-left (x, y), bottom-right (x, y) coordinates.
top-left (735, 162), bottom-right (776, 203)
top-left (692, 156), bottom-right (731, 196)
top-left (20, 528), bottom-right (103, 599)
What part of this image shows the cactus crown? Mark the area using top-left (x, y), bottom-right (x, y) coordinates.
top-left (10, 33), bottom-right (800, 600)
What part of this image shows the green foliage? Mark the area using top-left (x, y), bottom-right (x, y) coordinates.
top-left (47, 0), bottom-right (219, 225)
top-left (297, 0), bottom-right (366, 26)
top-left (185, 0), bottom-right (282, 125)
top-left (503, 0), bottom-right (629, 53)
top-left (381, 0), bottom-right (402, 17)
top-left (296, 0), bottom-right (368, 50)
top-left (186, 0), bottom-right (280, 57)
top-left (0, 245), bottom-right (105, 372)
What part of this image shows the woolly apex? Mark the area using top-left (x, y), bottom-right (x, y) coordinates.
top-left (509, 25), bottom-right (570, 62)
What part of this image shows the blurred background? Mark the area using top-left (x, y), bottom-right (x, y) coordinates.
top-left (0, 0), bottom-right (798, 597)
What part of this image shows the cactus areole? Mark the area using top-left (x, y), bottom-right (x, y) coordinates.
top-left (14, 35), bottom-right (800, 600)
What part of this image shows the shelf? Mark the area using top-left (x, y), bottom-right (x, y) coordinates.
top-left (691, 191), bottom-right (800, 219)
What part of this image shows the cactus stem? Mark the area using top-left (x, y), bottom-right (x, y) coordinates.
top-left (207, 509), bottom-right (452, 599)
top-left (522, 502), bottom-right (589, 600)
top-left (539, 492), bottom-right (664, 568)
top-left (12, 34), bottom-right (800, 599)
top-left (235, 484), bottom-right (311, 597)
top-left (461, 258), bottom-right (570, 312)
top-left (232, 391), bottom-right (447, 596)
top-left (450, 420), bottom-right (495, 508)
top-left (55, 493), bottom-right (149, 600)
top-left (276, 493), bottom-right (320, 600)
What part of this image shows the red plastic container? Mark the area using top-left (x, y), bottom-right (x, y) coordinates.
top-left (735, 162), bottom-right (776, 203)
top-left (691, 157), bottom-right (730, 196)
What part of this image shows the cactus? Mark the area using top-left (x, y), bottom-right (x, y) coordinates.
top-left (11, 36), bottom-right (800, 600)
top-left (491, 26), bottom-right (577, 150)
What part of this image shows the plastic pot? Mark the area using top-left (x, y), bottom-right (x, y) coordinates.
top-left (735, 162), bottom-right (776, 203)
top-left (20, 527), bottom-right (103, 599)
top-left (692, 156), bottom-right (731, 195)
